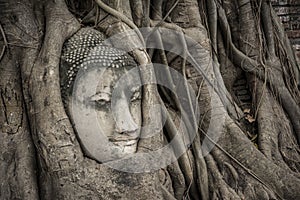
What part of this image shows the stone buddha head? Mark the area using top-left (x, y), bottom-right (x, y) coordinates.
top-left (60, 28), bottom-right (142, 162)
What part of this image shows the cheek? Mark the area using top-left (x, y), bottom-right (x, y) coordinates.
top-left (96, 107), bottom-right (115, 136)
top-left (130, 101), bottom-right (142, 126)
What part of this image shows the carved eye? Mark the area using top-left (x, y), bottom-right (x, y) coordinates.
top-left (131, 90), bottom-right (141, 101)
top-left (89, 92), bottom-right (111, 107)
top-left (95, 99), bottom-right (109, 106)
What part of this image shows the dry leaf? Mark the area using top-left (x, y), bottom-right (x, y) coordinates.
top-left (245, 114), bottom-right (255, 123)
top-left (243, 108), bottom-right (251, 114)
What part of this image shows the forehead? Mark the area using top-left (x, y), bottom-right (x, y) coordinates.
top-left (71, 65), bottom-right (142, 103)
top-left (96, 66), bottom-right (141, 92)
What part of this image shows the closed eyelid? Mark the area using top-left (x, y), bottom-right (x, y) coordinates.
top-left (90, 92), bottom-right (111, 102)
top-left (90, 86), bottom-right (141, 102)
top-left (132, 89), bottom-right (140, 95)
top-left (130, 90), bottom-right (141, 101)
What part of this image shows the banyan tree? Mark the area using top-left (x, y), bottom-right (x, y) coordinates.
top-left (0, 0), bottom-right (300, 199)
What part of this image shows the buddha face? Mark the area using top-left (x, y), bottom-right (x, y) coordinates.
top-left (67, 65), bottom-right (142, 163)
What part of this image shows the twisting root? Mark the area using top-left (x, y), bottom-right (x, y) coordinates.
top-left (94, 0), bottom-right (145, 46)
top-left (0, 23), bottom-right (8, 61)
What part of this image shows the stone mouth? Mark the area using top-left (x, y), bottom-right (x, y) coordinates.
top-left (111, 139), bottom-right (137, 146)
top-left (108, 134), bottom-right (139, 148)
top-left (109, 139), bottom-right (138, 155)
top-left (108, 131), bottom-right (139, 143)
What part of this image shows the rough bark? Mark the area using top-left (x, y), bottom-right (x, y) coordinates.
top-left (0, 0), bottom-right (299, 199)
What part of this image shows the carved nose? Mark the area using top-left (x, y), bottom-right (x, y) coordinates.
top-left (113, 92), bottom-right (139, 134)
top-left (115, 118), bottom-right (138, 134)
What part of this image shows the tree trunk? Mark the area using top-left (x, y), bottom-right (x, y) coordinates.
top-left (0, 0), bottom-right (299, 199)
top-left (271, 0), bottom-right (300, 64)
